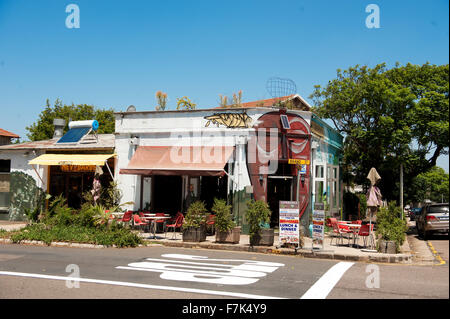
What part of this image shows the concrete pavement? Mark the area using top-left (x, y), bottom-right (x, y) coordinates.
top-left (1, 219), bottom-right (441, 265)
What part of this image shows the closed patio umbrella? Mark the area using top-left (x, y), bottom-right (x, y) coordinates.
top-left (364, 167), bottom-right (382, 251)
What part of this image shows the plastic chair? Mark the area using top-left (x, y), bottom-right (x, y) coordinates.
top-left (206, 214), bottom-right (216, 235)
top-left (133, 214), bottom-right (149, 232)
top-left (330, 222), bottom-right (353, 246)
top-left (165, 214), bottom-right (184, 239)
top-left (154, 213), bottom-right (167, 233)
top-left (357, 224), bottom-right (374, 248)
top-left (118, 211), bottom-right (133, 226)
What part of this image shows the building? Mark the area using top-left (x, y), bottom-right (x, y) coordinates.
top-left (115, 95), bottom-right (343, 234)
top-left (0, 126), bottom-right (115, 220)
top-left (0, 128), bottom-right (20, 146)
top-left (0, 96), bottom-right (343, 233)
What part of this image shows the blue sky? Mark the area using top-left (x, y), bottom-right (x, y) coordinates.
top-left (0, 0), bottom-right (448, 171)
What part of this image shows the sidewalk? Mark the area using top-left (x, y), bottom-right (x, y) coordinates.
top-left (141, 229), bottom-right (413, 264)
top-left (0, 220), bottom-right (413, 264)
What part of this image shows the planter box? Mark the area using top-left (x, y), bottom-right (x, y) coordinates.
top-left (215, 227), bottom-right (241, 244)
top-left (182, 225), bottom-right (206, 242)
top-left (250, 228), bottom-right (274, 246)
top-left (378, 239), bottom-right (397, 254)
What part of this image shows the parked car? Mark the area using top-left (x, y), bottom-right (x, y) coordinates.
top-left (409, 207), bottom-right (422, 221)
top-left (416, 203), bottom-right (449, 239)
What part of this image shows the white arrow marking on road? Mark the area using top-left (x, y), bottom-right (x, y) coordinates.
top-left (116, 254), bottom-right (285, 286)
top-left (300, 261), bottom-right (354, 299)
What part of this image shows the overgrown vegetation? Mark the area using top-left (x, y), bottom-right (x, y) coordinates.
top-left (245, 200), bottom-right (272, 239)
top-left (376, 202), bottom-right (408, 253)
top-left (211, 198), bottom-right (235, 232)
top-left (5, 190), bottom-right (142, 248)
top-left (183, 200), bottom-right (208, 228)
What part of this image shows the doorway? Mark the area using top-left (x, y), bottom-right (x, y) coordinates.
top-left (267, 177), bottom-right (293, 227)
top-left (153, 175), bottom-right (182, 215)
top-left (199, 175), bottom-right (228, 211)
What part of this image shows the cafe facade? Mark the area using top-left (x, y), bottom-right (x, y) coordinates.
top-left (0, 132), bottom-right (115, 221)
top-left (115, 96), bottom-right (344, 234)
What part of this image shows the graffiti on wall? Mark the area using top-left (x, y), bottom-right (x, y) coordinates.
top-left (204, 112), bottom-right (252, 128)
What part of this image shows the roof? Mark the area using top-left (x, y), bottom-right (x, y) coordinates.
top-left (114, 94), bottom-right (312, 115)
top-left (0, 134), bottom-right (115, 151)
top-left (0, 128), bottom-right (20, 138)
top-left (215, 94), bottom-right (312, 110)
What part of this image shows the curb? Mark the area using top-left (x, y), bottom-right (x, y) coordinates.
top-left (0, 237), bottom-right (412, 264)
top-left (153, 240), bottom-right (412, 264)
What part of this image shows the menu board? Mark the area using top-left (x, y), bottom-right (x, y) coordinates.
top-left (312, 202), bottom-right (325, 245)
top-left (279, 201), bottom-right (300, 245)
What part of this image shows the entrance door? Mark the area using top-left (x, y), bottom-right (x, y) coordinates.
top-left (327, 165), bottom-right (340, 217)
top-left (267, 177), bottom-right (293, 227)
top-left (153, 175), bottom-right (182, 215)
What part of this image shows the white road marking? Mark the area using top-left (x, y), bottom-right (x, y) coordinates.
top-left (116, 254), bottom-right (285, 286)
top-left (0, 270), bottom-right (284, 299)
top-left (300, 262), bottom-right (354, 299)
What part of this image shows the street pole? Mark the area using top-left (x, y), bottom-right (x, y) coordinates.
top-left (400, 162), bottom-right (404, 219)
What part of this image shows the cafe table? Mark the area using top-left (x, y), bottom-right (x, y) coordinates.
top-left (346, 224), bottom-right (362, 247)
top-left (142, 214), bottom-right (171, 239)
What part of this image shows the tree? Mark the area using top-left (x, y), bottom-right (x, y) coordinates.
top-left (26, 99), bottom-right (115, 141)
top-left (408, 166), bottom-right (449, 204)
top-left (310, 63), bottom-right (449, 201)
top-left (176, 96), bottom-right (196, 110)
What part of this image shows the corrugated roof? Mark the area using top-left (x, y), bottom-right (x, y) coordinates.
top-left (0, 128), bottom-right (20, 138)
top-left (0, 134), bottom-right (115, 151)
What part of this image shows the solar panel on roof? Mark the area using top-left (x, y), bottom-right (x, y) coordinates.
top-left (280, 114), bottom-right (290, 129)
top-left (57, 127), bottom-right (91, 144)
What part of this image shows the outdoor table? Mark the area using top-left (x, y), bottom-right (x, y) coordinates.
top-left (346, 224), bottom-right (362, 247)
top-left (142, 215), bottom-right (171, 239)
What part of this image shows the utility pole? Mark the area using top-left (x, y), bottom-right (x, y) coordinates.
top-left (400, 163), bottom-right (404, 219)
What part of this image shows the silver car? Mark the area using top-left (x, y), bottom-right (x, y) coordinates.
top-left (416, 203), bottom-right (449, 239)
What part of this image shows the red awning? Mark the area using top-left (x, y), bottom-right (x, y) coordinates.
top-left (120, 145), bottom-right (235, 176)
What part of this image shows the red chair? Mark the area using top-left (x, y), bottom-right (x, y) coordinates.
top-left (165, 214), bottom-right (184, 239)
top-left (118, 211), bottom-right (133, 226)
top-left (355, 220), bottom-right (362, 225)
top-left (153, 213), bottom-right (167, 233)
top-left (330, 222), bottom-right (353, 246)
top-left (326, 218), bottom-right (337, 227)
top-left (357, 223), bottom-right (374, 248)
top-left (133, 214), bottom-right (150, 232)
top-left (206, 214), bottom-right (215, 235)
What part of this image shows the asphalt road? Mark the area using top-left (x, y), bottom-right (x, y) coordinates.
top-left (0, 243), bottom-right (448, 301)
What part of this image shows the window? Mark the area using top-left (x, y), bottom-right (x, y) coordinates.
top-left (0, 160), bottom-right (11, 173)
top-left (0, 159), bottom-right (11, 210)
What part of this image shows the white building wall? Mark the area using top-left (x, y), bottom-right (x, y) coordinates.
top-left (114, 108), bottom-right (313, 211)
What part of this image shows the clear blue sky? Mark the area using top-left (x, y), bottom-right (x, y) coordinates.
top-left (0, 0), bottom-right (448, 171)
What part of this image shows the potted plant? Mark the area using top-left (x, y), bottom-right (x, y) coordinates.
top-left (182, 200), bottom-right (208, 242)
top-left (376, 202), bottom-right (408, 253)
top-left (246, 200), bottom-right (274, 246)
top-left (212, 198), bottom-right (241, 244)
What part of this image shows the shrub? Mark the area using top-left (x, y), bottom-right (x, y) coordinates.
top-left (211, 198), bottom-right (235, 232)
top-left (376, 201), bottom-right (408, 253)
top-left (184, 201), bottom-right (208, 228)
top-left (10, 223), bottom-right (142, 247)
top-left (245, 200), bottom-right (272, 238)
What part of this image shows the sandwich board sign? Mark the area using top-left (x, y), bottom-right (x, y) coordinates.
top-left (312, 202), bottom-right (325, 250)
top-left (279, 201), bottom-right (300, 248)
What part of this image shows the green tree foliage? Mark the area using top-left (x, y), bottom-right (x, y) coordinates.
top-left (310, 63), bottom-right (449, 201)
top-left (26, 99), bottom-right (115, 141)
top-left (409, 166), bottom-right (449, 204)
